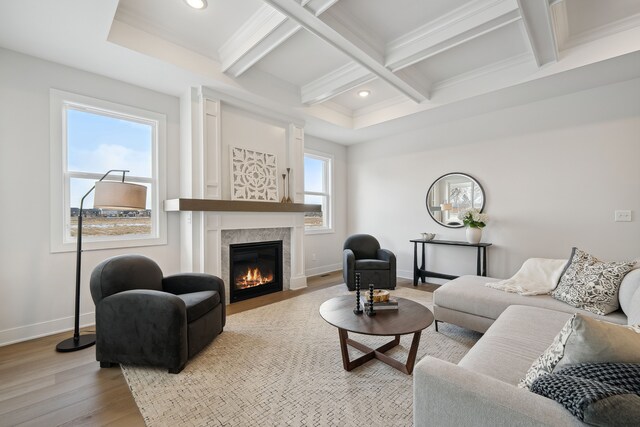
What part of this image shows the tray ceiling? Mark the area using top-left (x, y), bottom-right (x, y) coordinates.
top-left (1, 0), bottom-right (639, 144)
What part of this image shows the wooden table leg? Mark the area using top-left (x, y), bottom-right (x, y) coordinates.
top-left (482, 247), bottom-right (488, 276)
top-left (413, 242), bottom-right (418, 286)
top-left (338, 328), bottom-right (351, 371)
top-left (405, 331), bottom-right (422, 374)
top-left (421, 243), bottom-right (426, 283)
top-left (337, 331), bottom-right (422, 374)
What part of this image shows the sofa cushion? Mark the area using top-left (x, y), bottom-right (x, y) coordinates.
top-left (519, 314), bottom-right (640, 389)
top-left (177, 290), bottom-right (220, 323)
top-left (628, 288), bottom-right (640, 326)
top-left (355, 259), bottom-right (390, 270)
top-left (434, 275), bottom-right (627, 325)
top-left (458, 305), bottom-right (572, 386)
top-left (619, 269), bottom-right (640, 320)
top-left (551, 248), bottom-right (635, 315)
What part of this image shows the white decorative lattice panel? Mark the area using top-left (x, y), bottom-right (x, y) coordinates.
top-left (230, 147), bottom-right (278, 201)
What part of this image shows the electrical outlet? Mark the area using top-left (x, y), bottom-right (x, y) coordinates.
top-left (614, 210), bottom-right (632, 222)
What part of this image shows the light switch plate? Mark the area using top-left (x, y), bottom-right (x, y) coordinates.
top-left (614, 210), bottom-right (632, 222)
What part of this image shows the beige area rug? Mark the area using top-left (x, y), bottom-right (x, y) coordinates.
top-left (122, 285), bottom-right (481, 426)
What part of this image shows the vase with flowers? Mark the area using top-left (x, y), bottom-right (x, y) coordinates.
top-left (460, 208), bottom-right (489, 244)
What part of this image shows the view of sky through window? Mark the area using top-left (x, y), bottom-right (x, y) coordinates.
top-left (303, 154), bottom-right (329, 229)
top-left (67, 108), bottom-right (152, 209)
top-left (304, 156), bottom-right (324, 192)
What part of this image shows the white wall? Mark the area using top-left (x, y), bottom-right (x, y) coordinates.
top-left (220, 105), bottom-right (288, 200)
top-left (348, 78), bottom-right (640, 282)
top-left (304, 135), bottom-right (348, 276)
top-left (0, 48), bottom-right (181, 345)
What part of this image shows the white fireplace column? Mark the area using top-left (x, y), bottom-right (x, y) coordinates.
top-left (177, 87), bottom-right (308, 298)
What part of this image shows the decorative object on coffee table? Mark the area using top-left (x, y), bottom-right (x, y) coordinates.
top-left (366, 289), bottom-right (390, 302)
top-left (366, 284), bottom-right (376, 316)
top-left (360, 295), bottom-right (398, 311)
top-left (319, 295), bottom-right (434, 374)
top-left (353, 272), bottom-right (363, 315)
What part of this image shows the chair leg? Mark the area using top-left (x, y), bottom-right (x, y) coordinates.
top-left (100, 361), bottom-right (116, 368)
top-left (434, 320), bottom-right (439, 332)
top-left (168, 364), bottom-right (185, 374)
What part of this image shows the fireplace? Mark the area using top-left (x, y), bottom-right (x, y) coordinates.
top-left (229, 240), bottom-right (283, 303)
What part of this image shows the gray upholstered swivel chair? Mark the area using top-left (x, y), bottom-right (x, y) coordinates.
top-left (343, 234), bottom-right (396, 291)
top-left (90, 254), bottom-right (225, 374)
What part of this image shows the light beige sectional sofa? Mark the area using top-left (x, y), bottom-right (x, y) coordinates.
top-left (413, 269), bottom-right (640, 427)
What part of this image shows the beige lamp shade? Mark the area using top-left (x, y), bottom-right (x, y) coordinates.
top-left (94, 181), bottom-right (147, 210)
top-left (440, 203), bottom-right (452, 211)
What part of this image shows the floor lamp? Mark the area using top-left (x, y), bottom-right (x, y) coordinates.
top-left (56, 169), bottom-right (147, 352)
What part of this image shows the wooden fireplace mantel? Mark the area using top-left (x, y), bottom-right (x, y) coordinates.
top-left (163, 198), bottom-right (322, 213)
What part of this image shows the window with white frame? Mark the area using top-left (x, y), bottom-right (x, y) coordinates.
top-left (304, 150), bottom-right (332, 232)
top-left (50, 90), bottom-right (166, 252)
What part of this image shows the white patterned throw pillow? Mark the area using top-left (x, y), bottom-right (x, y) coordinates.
top-left (551, 248), bottom-right (635, 315)
top-left (519, 314), bottom-right (640, 389)
top-left (519, 315), bottom-right (576, 389)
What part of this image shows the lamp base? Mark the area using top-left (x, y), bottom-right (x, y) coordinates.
top-left (55, 334), bottom-right (96, 352)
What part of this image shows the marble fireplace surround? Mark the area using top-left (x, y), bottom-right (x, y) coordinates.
top-left (221, 227), bottom-right (291, 304)
top-left (198, 211), bottom-right (307, 305)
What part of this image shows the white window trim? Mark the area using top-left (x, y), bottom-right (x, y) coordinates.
top-left (304, 149), bottom-right (334, 235)
top-left (49, 89), bottom-right (167, 253)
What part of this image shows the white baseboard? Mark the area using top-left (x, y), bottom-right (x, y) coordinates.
top-left (290, 275), bottom-right (308, 290)
top-left (0, 312), bottom-right (95, 347)
top-left (397, 269), bottom-right (448, 285)
top-left (397, 269), bottom-right (413, 279)
top-left (305, 263), bottom-right (342, 277)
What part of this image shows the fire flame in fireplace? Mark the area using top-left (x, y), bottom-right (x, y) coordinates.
top-left (236, 267), bottom-right (274, 289)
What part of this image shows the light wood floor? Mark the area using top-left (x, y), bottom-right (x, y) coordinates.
top-left (0, 272), bottom-right (433, 426)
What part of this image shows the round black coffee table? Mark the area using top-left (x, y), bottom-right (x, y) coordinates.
top-left (319, 296), bottom-right (433, 374)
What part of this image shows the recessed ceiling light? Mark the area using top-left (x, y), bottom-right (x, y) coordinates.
top-left (358, 90), bottom-right (370, 98)
top-left (184, 0), bottom-right (207, 9)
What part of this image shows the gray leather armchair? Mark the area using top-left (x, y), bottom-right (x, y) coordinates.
top-left (90, 254), bottom-right (225, 374)
top-left (343, 234), bottom-right (396, 291)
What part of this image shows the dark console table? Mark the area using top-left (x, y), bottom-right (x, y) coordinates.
top-left (410, 239), bottom-right (492, 286)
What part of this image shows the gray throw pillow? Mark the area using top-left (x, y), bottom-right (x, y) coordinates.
top-left (519, 314), bottom-right (640, 389)
top-left (584, 395), bottom-right (640, 427)
top-left (551, 248), bottom-right (635, 315)
top-left (530, 363), bottom-right (640, 426)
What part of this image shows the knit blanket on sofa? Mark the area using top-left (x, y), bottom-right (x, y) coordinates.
top-left (485, 257), bottom-right (567, 295)
top-left (531, 363), bottom-right (640, 426)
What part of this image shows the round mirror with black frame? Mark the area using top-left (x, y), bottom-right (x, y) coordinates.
top-left (425, 173), bottom-right (485, 228)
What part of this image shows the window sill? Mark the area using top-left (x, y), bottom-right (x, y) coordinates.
top-left (50, 235), bottom-right (167, 253)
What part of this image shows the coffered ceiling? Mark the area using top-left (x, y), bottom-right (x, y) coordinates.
top-left (1, 0), bottom-right (639, 144)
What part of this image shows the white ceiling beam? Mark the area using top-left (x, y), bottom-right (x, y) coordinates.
top-left (301, 62), bottom-right (375, 104)
top-left (219, 5), bottom-right (292, 77)
top-left (220, 1), bottom-right (338, 78)
top-left (262, 0), bottom-right (429, 103)
top-left (302, 0), bottom-right (520, 105)
top-left (386, 0), bottom-right (521, 71)
top-left (517, 0), bottom-right (558, 66)
top-left (304, 0), bottom-right (340, 16)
